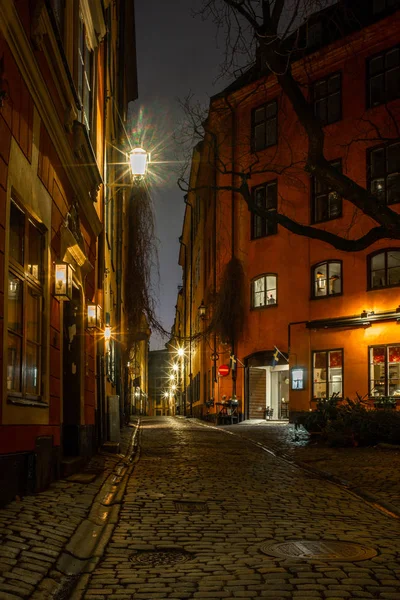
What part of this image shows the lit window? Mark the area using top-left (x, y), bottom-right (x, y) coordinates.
top-left (367, 46), bottom-right (399, 108)
top-left (312, 350), bottom-right (343, 400)
top-left (368, 249), bottom-right (400, 289)
top-left (7, 200), bottom-right (44, 400)
top-left (252, 101), bottom-right (277, 152)
top-left (370, 345), bottom-right (400, 398)
top-left (369, 141), bottom-right (400, 205)
top-left (252, 274), bottom-right (277, 308)
top-left (312, 261), bottom-right (342, 298)
top-left (312, 73), bottom-right (341, 126)
top-left (311, 160), bottom-right (342, 223)
top-left (251, 181), bottom-right (278, 239)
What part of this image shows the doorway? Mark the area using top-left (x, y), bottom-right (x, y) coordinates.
top-left (62, 283), bottom-right (82, 456)
top-left (248, 364), bottom-right (289, 420)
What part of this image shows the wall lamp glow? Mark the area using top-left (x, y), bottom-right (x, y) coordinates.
top-left (55, 263), bottom-right (73, 301)
top-left (104, 326), bottom-right (112, 341)
top-left (128, 147), bottom-right (150, 179)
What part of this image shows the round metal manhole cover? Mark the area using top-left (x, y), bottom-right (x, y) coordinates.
top-left (260, 540), bottom-right (377, 561)
top-left (129, 549), bottom-right (193, 567)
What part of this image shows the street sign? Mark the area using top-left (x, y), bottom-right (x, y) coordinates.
top-left (218, 364), bottom-right (230, 377)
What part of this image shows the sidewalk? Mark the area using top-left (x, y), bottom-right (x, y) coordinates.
top-left (221, 419), bottom-right (400, 518)
top-left (0, 422), bottom-right (138, 600)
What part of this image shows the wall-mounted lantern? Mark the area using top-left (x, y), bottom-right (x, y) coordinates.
top-left (104, 325), bottom-right (112, 341)
top-left (55, 263), bottom-right (73, 301)
top-left (87, 304), bottom-right (102, 329)
top-left (198, 299), bottom-right (207, 320)
top-left (128, 147), bottom-right (149, 178)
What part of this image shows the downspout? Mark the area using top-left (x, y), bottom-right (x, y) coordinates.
top-left (230, 100), bottom-right (237, 398)
top-left (179, 235), bottom-right (188, 417)
top-left (184, 195), bottom-right (194, 417)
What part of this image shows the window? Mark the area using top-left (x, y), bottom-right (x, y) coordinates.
top-left (78, 14), bottom-right (94, 131)
top-left (312, 261), bottom-right (342, 298)
top-left (291, 367), bottom-right (305, 391)
top-left (370, 345), bottom-right (400, 398)
top-left (312, 350), bottom-right (343, 400)
top-left (7, 200), bottom-right (45, 400)
top-left (311, 160), bottom-right (342, 223)
top-left (367, 46), bottom-right (399, 108)
top-left (252, 274), bottom-right (277, 308)
top-left (312, 73), bottom-right (341, 125)
top-left (373, 0), bottom-right (400, 14)
top-left (251, 181), bottom-right (278, 239)
top-left (368, 141), bottom-right (400, 205)
top-left (252, 101), bottom-right (277, 152)
top-left (368, 249), bottom-right (400, 289)
top-left (307, 21), bottom-right (322, 48)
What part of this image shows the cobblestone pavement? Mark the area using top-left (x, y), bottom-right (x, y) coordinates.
top-left (222, 420), bottom-right (400, 516)
top-left (0, 425), bottom-right (135, 600)
top-left (80, 416), bottom-right (400, 600)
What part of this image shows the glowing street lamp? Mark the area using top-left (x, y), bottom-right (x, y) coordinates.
top-left (177, 347), bottom-right (185, 358)
top-left (169, 373), bottom-right (176, 382)
top-left (104, 325), bottom-right (112, 341)
top-left (128, 147), bottom-right (149, 178)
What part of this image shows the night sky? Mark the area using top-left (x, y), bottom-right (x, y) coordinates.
top-left (133, 0), bottom-right (228, 350)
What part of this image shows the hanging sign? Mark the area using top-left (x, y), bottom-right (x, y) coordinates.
top-left (218, 364), bottom-right (230, 377)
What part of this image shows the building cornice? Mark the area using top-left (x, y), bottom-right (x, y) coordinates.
top-left (0, 0), bottom-right (102, 237)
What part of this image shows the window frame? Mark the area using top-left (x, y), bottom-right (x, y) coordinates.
top-left (367, 140), bottom-right (400, 206)
top-left (251, 100), bottom-right (278, 153)
top-left (251, 273), bottom-right (278, 310)
top-left (311, 71), bottom-right (342, 126)
top-left (311, 260), bottom-right (343, 300)
top-left (311, 159), bottom-right (342, 224)
top-left (7, 198), bottom-right (46, 404)
top-left (368, 343), bottom-right (400, 399)
top-left (366, 45), bottom-right (400, 109)
top-left (251, 180), bottom-right (278, 240)
top-left (312, 348), bottom-right (344, 402)
top-left (367, 247), bottom-right (400, 290)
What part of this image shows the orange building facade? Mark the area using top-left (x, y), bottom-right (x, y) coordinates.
top-left (0, 0), bottom-right (137, 505)
top-left (172, 3), bottom-right (400, 422)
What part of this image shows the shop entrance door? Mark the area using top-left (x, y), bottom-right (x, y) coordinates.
top-left (270, 367), bottom-right (290, 419)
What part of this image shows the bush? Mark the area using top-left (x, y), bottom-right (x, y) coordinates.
top-left (298, 394), bottom-right (400, 447)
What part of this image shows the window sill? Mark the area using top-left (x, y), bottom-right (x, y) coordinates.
top-left (311, 215), bottom-right (343, 225)
top-left (311, 292), bottom-right (343, 300)
top-left (251, 304), bottom-right (278, 311)
top-left (7, 396), bottom-right (48, 408)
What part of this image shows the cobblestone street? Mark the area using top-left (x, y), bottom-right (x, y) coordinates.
top-left (78, 417), bottom-right (399, 600)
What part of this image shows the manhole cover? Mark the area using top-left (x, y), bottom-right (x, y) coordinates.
top-left (260, 540), bottom-right (377, 561)
top-left (174, 501), bottom-right (208, 513)
top-left (129, 549), bottom-right (193, 567)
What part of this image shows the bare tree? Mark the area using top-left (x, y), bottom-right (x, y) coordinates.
top-left (177, 0), bottom-right (400, 252)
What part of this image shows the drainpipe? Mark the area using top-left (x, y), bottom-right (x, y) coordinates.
top-left (179, 235), bottom-right (188, 417)
top-left (230, 100), bottom-right (237, 398)
top-left (184, 195), bottom-right (194, 417)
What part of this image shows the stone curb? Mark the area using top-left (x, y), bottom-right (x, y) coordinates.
top-left (191, 418), bottom-right (400, 521)
top-left (46, 420), bottom-right (140, 600)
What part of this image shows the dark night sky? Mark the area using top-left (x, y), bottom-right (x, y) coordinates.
top-left (133, 0), bottom-right (228, 350)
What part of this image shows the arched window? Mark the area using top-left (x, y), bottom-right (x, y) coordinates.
top-left (368, 249), bottom-right (400, 289)
top-left (252, 274), bottom-right (277, 308)
top-left (312, 261), bottom-right (342, 298)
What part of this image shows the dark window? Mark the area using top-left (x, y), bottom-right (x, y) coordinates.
top-left (7, 200), bottom-right (44, 399)
top-left (251, 181), bottom-right (278, 239)
top-left (312, 73), bottom-right (341, 125)
top-left (311, 160), bottom-right (342, 223)
top-left (370, 344), bottom-right (400, 398)
top-left (312, 261), bottom-right (342, 298)
top-left (252, 274), bottom-right (277, 308)
top-left (252, 101), bottom-right (277, 152)
top-left (368, 249), bottom-right (400, 289)
top-left (78, 15), bottom-right (94, 132)
top-left (372, 0), bottom-right (400, 15)
top-left (367, 46), bottom-right (399, 108)
top-left (307, 22), bottom-right (323, 48)
top-left (369, 141), bottom-right (400, 205)
top-left (312, 350), bottom-right (343, 401)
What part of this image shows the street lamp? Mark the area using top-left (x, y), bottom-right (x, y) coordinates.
top-left (128, 147), bottom-right (150, 179)
top-left (198, 299), bottom-right (207, 320)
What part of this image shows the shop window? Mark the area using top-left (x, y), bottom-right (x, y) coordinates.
top-left (312, 261), bottom-right (342, 298)
top-left (311, 160), bottom-right (342, 223)
top-left (367, 46), bottom-right (399, 108)
top-left (370, 345), bottom-right (400, 398)
top-left (368, 249), bottom-right (400, 289)
top-left (368, 141), bottom-right (400, 205)
top-left (252, 274), bottom-right (277, 308)
top-left (251, 181), bottom-right (278, 239)
top-left (7, 200), bottom-right (45, 400)
top-left (312, 350), bottom-right (343, 400)
top-left (312, 73), bottom-right (341, 126)
top-left (252, 101), bottom-right (277, 152)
